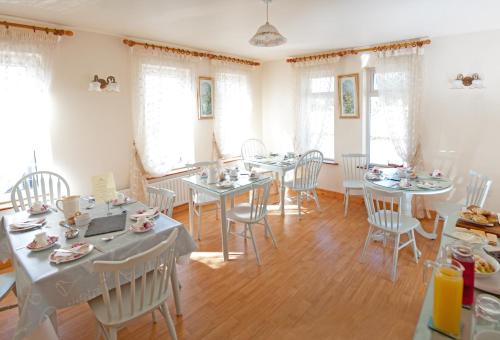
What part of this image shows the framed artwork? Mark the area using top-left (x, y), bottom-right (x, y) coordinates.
top-left (338, 73), bottom-right (360, 119)
top-left (198, 76), bottom-right (214, 119)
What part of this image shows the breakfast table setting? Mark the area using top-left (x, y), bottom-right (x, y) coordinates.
top-left (0, 195), bottom-right (196, 340)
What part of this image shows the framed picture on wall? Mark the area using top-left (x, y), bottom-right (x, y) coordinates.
top-left (198, 76), bottom-right (214, 119)
top-left (338, 73), bottom-right (360, 119)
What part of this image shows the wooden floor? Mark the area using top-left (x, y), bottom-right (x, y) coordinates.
top-left (0, 191), bottom-right (442, 340)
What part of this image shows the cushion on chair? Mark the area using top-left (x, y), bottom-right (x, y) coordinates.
top-left (368, 211), bottom-right (420, 233)
top-left (343, 179), bottom-right (364, 190)
top-left (227, 203), bottom-right (263, 223)
top-left (433, 201), bottom-right (463, 219)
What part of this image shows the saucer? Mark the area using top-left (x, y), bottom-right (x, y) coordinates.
top-left (129, 220), bottom-right (155, 233)
top-left (27, 236), bottom-right (58, 251)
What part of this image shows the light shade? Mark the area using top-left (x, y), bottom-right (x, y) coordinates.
top-left (249, 22), bottom-right (287, 47)
top-left (88, 80), bottom-right (102, 92)
top-left (107, 81), bottom-right (120, 92)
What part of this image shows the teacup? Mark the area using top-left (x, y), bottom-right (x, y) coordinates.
top-left (31, 201), bottom-right (45, 212)
top-left (56, 195), bottom-right (80, 220)
top-left (34, 232), bottom-right (48, 247)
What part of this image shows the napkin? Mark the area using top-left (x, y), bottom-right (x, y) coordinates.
top-left (52, 243), bottom-right (90, 258)
top-left (9, 218), bottom-right (46, 230)
top-left (130, 207), bottom-right (159, 219)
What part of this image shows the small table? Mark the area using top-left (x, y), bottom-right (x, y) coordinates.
top-left (244, 156), bottom-right (297, 216)
top-left (1, 201), bottom-right (196, 340)
top-left (182, 173), bottom-right (272, 261)
top-left (364, 168), bottom-right (453, 240)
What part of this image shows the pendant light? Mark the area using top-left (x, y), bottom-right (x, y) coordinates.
top-left (249, 0), bottom-right (287, 47)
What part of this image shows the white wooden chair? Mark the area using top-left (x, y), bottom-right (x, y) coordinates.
top-left (284, 150), bottom-right (323, 217)
top-left (361, 185), bottom-right (420, 281)
top-left (241, 139), bottom-right (268, 172)
top-left (0, 272), bottom-right (16, 312)
top-left (146, 186), bottom-right (176, 218)
top-left (342, 154), bottom-right (368, 217)
top-left (227, 178), bottom-right (276, 265)
top-left (89, 229), bottom-right (179, 340)
top-left (10, 171), bottom-right (70, 212)
top-left (432, 170), bottom-right (492, 235)
top-left (185, 162), bottom-right (220, 241)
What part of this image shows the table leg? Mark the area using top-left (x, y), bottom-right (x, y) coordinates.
top-left (170, 263), bottom-right (182, 316)
top-left (402, 192), bottom-right (438, 240)
top-left (188, 188), bottom-right (194, 236)
top-left (220, 196), bottom-right (229, 261)
top-left (280, 172), bottom-right (286, 216)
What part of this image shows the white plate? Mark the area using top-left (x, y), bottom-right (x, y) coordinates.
top-left (28, 208), bottom-right (51, 215)
top-left (49, 242), bottom-right (94, 264)
top-left (474, 250), bottom-right (500, 278)
top-left (27, 236), bottom-right (58, 252)
top-left (475, 270), bottom-right (500, 295)
top-left (445, 229), bottom-right (488, 245)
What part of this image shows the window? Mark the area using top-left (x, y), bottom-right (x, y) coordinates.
top-left (366, 68), bottom-right (404, 166)
top-left (295, 71), bottom-right (335, 161)
top-left (214, 70), bottom-right (253, 157)
top-left (0, 52), bottom-right (52, 201)
top-left (138, 63), bottom-right (195, 174)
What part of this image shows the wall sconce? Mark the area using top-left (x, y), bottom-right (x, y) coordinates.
top-left (88, 75), bottom-right (120, 92)
top-left (451, 73), bottom-right (484, 89)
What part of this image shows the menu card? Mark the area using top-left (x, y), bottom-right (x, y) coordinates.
top-left (91, 172), bottom-right (117, 203)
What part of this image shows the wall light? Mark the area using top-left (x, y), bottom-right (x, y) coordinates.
top-left (88, 75), bottom-right (120, 92)
top-left (451, 73), bottom-right (484, 89)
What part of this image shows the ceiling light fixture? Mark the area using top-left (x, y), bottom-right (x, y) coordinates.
top-left (249, 0), bottom-right (287, 47)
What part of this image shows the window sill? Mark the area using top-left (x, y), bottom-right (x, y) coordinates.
top-left (147, 157), bottom-right (242, 181)
top-left (323, 160), bottom-right (339, 165)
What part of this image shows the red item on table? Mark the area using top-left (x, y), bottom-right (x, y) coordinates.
top-left (450, 245), bottom-right (475, 306)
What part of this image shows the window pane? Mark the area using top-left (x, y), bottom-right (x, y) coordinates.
top-left (311, 76), bottom-right (334, 93)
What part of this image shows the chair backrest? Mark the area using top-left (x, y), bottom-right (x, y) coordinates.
top-left (93, 229), bottom-right (179, 324)
top-left (342, 154), bottom-right (368, 182)
top-left (363, 185), bottom-right (405, 232)
top-left (247, 178), bottom-right (272, 222)
top-left (241, 139), bottom-right (268, 171)
top-left (292, 150), bottom-right (324, 190)
top-left (465, 170), bottom-right (492, 207)
top-left (10, 171), bottom-right (70, 212)
top-left (146, 186), bottom-right (176, 217)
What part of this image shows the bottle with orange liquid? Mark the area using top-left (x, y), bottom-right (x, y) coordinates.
top-left (425, 259), bottom-right (465, 337)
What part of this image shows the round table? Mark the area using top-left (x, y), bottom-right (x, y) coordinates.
top-left (364, 169), bottom-right (453, 240)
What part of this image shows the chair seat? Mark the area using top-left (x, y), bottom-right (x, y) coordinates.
top-left (227, 203), bottom-right (263, 223)
top-left (368, 211), bottom-right (420, 233)
top-left (283, 180), bottom-right (316, 191)
top-left (0, 272), bottom-right (15, 300)
top-left (433, 200), bottom-right (463, 218)
top-left (194, 192), bottom-right (218, 205)
top-left (343, 179), bottom-right (364, 189)
top-left (88, 270), bottom-right (168, 327)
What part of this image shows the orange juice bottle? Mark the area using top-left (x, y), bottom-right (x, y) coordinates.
top-left (425, 259), bottom-right (464, 337)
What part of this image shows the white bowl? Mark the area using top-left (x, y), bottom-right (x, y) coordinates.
top-left (474, 249), bottom-right (500, 278)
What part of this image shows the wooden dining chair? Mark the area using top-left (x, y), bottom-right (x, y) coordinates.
top-left (341, 154), bottom-right (368, 217)
top-left (361, 185), bottom-right (420, 281)
top-left (146, 186), bottom-right (176, 217)
top-left (10, 171), bottom-right (70, 212)
top-left (89, 229), bottom-right (179, 340)
top-left (241, 139), bottom-right (268, 172)
top-left (185, 161), bottom-right (220, 241)
top-left (284, 150), bottom-right (323, 217)
top-left (432, 170), bottom-right (492, 235)
top-left (226, 178), bottom-right (276, 265)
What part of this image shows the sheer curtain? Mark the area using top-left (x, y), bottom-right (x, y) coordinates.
top-left (0, 28), bottom-right (59, 197)
top-left (130, 48), bottom-right (197, 200)
top-left (212, 61), bottom-right (257, 157)
top-left (293, 62), bottom-right (336, 159)
top-left (373, 47), bottom-right (424, 168)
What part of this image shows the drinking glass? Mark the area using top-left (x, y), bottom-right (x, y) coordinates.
top-left (474, 294), bottom-right (500, 336)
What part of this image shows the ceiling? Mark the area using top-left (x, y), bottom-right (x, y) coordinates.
top-left (0, 0), bottom-right (499, 61)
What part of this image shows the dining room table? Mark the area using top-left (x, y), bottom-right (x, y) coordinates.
top-left (182, 170), bottom-right (273, 261)
top-left (0, 199), bottom-right (196, 340)
top-left (364, 167), bottom-right (454, 240)
top-left (244, 154), bottom-right (298, 216)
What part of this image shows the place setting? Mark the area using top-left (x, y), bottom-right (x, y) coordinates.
top-left (9, 217), bottom-right (47, 233)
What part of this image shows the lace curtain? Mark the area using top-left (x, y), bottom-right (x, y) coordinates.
top-left (0, 28), bottom-right (59, 195)
top-left (373, 48), bottom-right (424, 168)
top-left (129, 48), bottom-right (197, 201)
top-left (293, 61), bottom-right (336, 159)
top-left (212, 61), bottom-right (257, 157)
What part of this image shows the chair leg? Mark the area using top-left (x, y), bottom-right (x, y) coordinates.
top-left (297, 191), bottom-right (302, 218)
top-left (264, 217), bottom-right (277, 248)
top-left (95, 320), bottom-right (103, 340)
top-left (244, 223), bottom-right (248, 240)
top-left (361, 225), bottom-right (373, 261)
top-left (392, 234), bottom-right (401, 282)
top-left (247, 224), bottom-right (262, 265)
top-left (344, 189), bottom-right (350, 217)
top-left (313, 189), bottom-right (321, 210)
top-left (432, 213), bottom-right (441, 235)
top-left (410, 230), bottom-right (419, 263)
top-left (160, 302), bottom-right (178, 340)
top-left (216, 202), bottom-right (220, 220)
top-left (152, 309), bottom-right (157, 323)
top-left (108, 327), bottom-right (118, 340)
top-left (197, 206), bottom-right (202, 241)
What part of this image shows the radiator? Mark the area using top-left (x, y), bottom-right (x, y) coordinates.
top-left (149, 173), bottom-right (194, 207)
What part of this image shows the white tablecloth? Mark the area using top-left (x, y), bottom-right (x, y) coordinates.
top-left (1, 202), bottom-right (196, 340)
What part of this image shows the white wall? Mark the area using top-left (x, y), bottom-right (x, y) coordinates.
top-left (43, 29), bottom-right (261, 196)
top-left (262, 29), bottom-right (500, 209)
